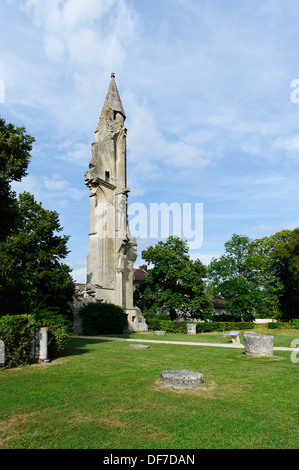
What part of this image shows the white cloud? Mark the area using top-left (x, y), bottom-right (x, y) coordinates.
top-left (60, 142), bottom-right (91, 167)
top-left (2, 0), bottom-right (299, 278)
top-left (251, 224), bottom-right (287, 237)
top-left (189, 252), bottom-right (222, 266)
top-left (126, 93), bottom-right (211, 183)
top-left (2, 0), bottom-right (139, 138)
top-left (20, 0), bottom-right (139, 72)
top-left (43, 175), bottom-right (69, 191)
top-left (11, 174), bottom-right (42, 201)
top-left (67, 258), bottom-right (87, 283)
top-left (274, 135), bottom-right (299, 153)
top-left (72, 267), bottom-right (87, 283)
top-left (11, 173), bottom-right (86, 205)
top-left (44, 35), bottom-right (66, 63)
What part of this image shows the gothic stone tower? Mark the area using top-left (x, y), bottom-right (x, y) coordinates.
top-left (84, 74), bottom-right (147, 332)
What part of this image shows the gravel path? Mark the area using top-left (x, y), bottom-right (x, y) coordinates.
top-left (70, 335), bottom-right (298, 351)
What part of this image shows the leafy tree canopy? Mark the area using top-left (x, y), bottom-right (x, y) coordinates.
top-left (0, 192), bottom-right (74, 316)
top-left (0, 117), bottom-right (35, 240)
top-left (0, 117), bottom-right (73, 317)
top-left (0, 117), bottom-right (34, 182)
top-left (256, 229), bottom-right (299, 320)
top-left (134, 236), bottom-right (213, 320)
top-left (208, 230), bottom-right (299, 320)
top-left (207, 234), bottom-right (260, 320)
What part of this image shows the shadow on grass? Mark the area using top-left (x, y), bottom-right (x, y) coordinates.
top-left (60, 337), bottom-right (111, 358)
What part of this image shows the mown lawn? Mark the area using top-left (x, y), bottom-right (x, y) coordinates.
top-left (105, 327), bottom-right (299, 348)
top-left (0, 334), bottom-right (298, 449)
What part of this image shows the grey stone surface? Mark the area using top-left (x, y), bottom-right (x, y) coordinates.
top-left (125, 307), bottom-right (148, 333)
top-left (82, 73), bottom-right (147, 333)
top-left (39, 327), bottom-right (49, 362)
top-left (186, 323), bottom-right (196, 335)
top-left (0, 340), bottom-right (5, 364)
top-left (161, 370), bottom-right (204, 388)
top-left (129, 344), bottom-right (150, 349)
top-left (155, 331), bottom-right (166, 336)
top-left (84, 73), bottom-right (136, 310)
top-left (244, 334), bottom-right (274, 357)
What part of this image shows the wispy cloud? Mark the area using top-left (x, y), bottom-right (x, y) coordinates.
top-left (2, 0), bottom-right (299, 274)
top-left (11, 173), bottom-right (86, 207)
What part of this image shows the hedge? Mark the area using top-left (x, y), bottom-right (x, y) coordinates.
top-left (152, 320), bottom-right (188, 334)
top-left (0, 314), bottom-right (37, 368)
top-left (33, 309), bottom-right (72, 357)
top-left (0, 312), bottom-right (71, 368)
top-left (81, 301), bottom-right (128, 335)
top-left (267, 320), bottom-right (299, 330)
top-left (146, 318), bottom-right (255, 334)
top-left (196, 321), bottom-right (254, 333)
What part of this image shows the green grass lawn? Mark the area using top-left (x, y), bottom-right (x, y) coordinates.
top-left (105, 327), bottom-right (299, 348)
top-left (0, 332), bottom-right (298, 449)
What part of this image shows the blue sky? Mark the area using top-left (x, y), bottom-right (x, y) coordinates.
top-left (0, 0), bottom-right (298, 283)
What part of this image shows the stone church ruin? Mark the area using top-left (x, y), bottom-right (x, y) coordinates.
top-left (73, 74), bottom-right (147, 334)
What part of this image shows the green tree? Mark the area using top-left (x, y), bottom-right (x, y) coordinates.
top-left (207, 234), bottom-right (262, 320)
top-left (0, 117), bottom-right (35, 240)
top-left (134, 236), bottom-right (213, 320)
top-left (254, 229), bottom-right (299, 320)
top-left (0, 116), bottom-right (74, 317)
top-left (248, 231), bottom-right (290, 319)
top-left (0, 192), bottom-right (74, 316)
top-left (208, 230), bottom-right (299, 321)
top-left (272, 228), bottom-right (299, 319)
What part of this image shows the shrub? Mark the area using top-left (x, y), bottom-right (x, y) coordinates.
top-left (145, 318), bottom-right (255, 334)
top-left (196, 321), bottom-right (255, 333)
top-left (267, 322), bottom-right (290, 329)
top-left (0, 314), bottom-right (37, 368)
top-left (155, 320), bottom-right (188, 334)
top-left (0, 310), bottom-right (71, 368)
top-left (81, 301), bottom-right (128, 335)
top-left (33, 309), bottom-right (72, 357)
top-left (290, 319), bottom-right (299, 329)
top-left (268, 322), bottom-right (285, 329)
top-left (156, 313), bottom-right (170, 321)
top-left (146, 317), bottom-right (161, 331)
top-left (141, 311), bottom-right (161, 331)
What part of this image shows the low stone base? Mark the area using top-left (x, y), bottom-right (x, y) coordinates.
top-left (244, 334), bottom-right (274, 357)
top-left (161, 370), bottom-right (204, 388)
top-left (129, 344), bottom-right (150, 349)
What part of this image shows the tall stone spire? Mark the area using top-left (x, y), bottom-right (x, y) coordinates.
top-left (105, 72), bottom-right (126, 118)
top-left (84, 74), bottom-right (148, 333)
